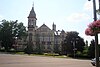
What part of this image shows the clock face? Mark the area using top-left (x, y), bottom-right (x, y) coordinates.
top-left (28, 18), bottom-right (36, 26)
top-left (30, 22), bottom-right (33, 25)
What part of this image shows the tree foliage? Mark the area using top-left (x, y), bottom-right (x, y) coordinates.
top-left (61, 31), bottom-right (85, 56)
top-left (87, 39), bottom-right (100, 58)
top-left (0, 20), bottom-right (27, 51)
top-left (88, 39), bottom-right (95, 58)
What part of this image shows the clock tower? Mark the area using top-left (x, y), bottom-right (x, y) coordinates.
top-left (27, 3), bottom-right (37, 48)
top-left (28, 4), bottom-right (37, 30)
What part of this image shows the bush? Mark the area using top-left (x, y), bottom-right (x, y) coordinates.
top-left (76, 51), bottom-right (82, 56)
top-left (24, 45), bottom-right (34, 54)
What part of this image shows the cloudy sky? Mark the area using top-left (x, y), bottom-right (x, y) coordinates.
top-left (0, 0), bottom-right (100, 44)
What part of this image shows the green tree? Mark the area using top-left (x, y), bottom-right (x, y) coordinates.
top-left (82, 41), bottom-right (89, 57)
top-left (88, 39), bottom-right (95, 58)
top-left (61, 31), bottom-right (85, 56)
top-left (0, 20), bottom-right (27, 51)
top-left (82, 46), bottom-right (89, 57)
top-left (85, 40), bottom-right (88, 47)
top-left (17, 22), bottom-right (27, 39)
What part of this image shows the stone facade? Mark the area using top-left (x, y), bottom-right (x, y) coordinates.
top-left (26, 5), bottom-right (67, 53)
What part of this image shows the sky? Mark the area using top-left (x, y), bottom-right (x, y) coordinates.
top-left (0, 0), bottom-right (100, 44)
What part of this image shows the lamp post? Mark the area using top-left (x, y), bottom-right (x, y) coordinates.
top-left (72, 41), bottom-right (77, 58)
top-left (88, 0), bottom-right (99, 67)
top-left (71, 38), bottom-right (78, 58)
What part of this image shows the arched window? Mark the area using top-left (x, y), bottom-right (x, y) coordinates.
top-left (29, 33), bottom-right (32, 41)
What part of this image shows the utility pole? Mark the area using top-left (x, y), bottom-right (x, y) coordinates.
top-left (99, 0), bottom-right (100, 12)
top-left (88, 0), bottom-right (99, 67)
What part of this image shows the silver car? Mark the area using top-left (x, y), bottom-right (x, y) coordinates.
top-left (91, 57), bottom-right (100, 66)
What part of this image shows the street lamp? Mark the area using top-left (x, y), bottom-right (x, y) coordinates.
top-left (88, 0), bottom-right (99, 67)
top-left (71, 41), bottom-right (77, 58)
top-left (71, 38), bottom-right (78, 58)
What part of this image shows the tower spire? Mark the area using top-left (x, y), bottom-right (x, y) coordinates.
top-left (28, 2), bottom-right (37, 28)
top-left (28, 2), bottom-right (37, 19)
top-left (32, 2), bottom-right (34, 8)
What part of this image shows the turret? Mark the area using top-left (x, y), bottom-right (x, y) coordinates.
top-left (52, 22), bottom-right (56, 31)
top-left (28, 3), bottom-right (37, 29)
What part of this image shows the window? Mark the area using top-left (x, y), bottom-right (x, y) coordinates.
top-left (47, 41), bottom-right (51, 45)
top-left (29, 33), bottom-right (32, 41)
top-left (42, 41), bottom-right (45, 45)
top-left (47, 45), bottom-right (51, 50)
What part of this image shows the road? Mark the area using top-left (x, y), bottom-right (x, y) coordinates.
top-left (0, 54), bottom-right (93, 67)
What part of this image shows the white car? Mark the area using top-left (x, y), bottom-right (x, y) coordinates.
top-left (91, 57), bottom-right (100, 66)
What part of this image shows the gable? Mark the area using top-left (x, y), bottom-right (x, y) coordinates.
top-left (36, 24), bottom-right (52, 32)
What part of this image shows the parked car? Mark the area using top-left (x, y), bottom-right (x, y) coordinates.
top-left (91, 57), bottom-right (100, 66)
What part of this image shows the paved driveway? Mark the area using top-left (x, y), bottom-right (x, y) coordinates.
top-left (0, 54), bottom-right (93, 67)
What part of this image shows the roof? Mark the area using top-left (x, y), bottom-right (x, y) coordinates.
top-left (28, 7), bottom-right (36, 19)
top-left (36, 24), bottom-right (52, 32)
